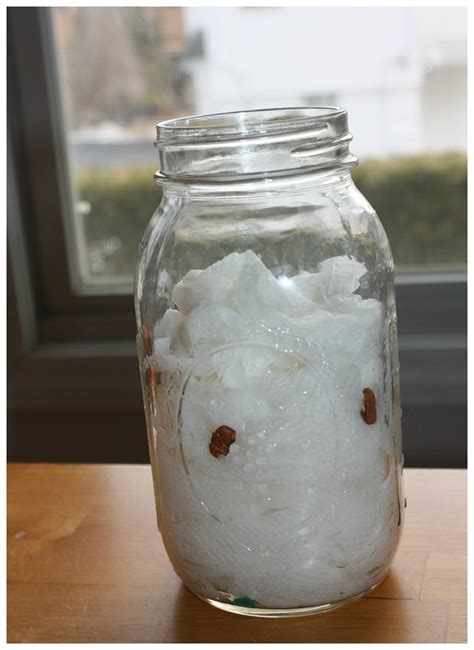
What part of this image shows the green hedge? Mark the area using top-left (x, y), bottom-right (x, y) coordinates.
top-left (76, 167), bottom-right (160, 278)
top-left (353, 153), bottom-right (466, 268)
top-left (77, 153), bottom-right (466, 279)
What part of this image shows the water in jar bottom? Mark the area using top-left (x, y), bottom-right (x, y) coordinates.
top-left (195, 570), bottom-right (389, 617)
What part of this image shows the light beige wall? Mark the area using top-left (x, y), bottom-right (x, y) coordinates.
top-left (421, 65), bottom-right (467, 152)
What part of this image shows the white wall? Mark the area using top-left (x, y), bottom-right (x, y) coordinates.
top-left (415, 7), bottom-right (467, 152)
top-left (422, 66), bottom-right (467, 153)
top-left (182, 7), bottom-right (466, 157)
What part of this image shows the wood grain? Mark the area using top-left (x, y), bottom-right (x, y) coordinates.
top-left (7, 465), bottom-right (466, 643)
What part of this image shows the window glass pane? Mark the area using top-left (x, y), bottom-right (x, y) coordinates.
top-left (52, 7), bottom-right (466, 289)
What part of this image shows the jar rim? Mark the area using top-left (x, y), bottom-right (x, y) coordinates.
top-left (157, 106), bottom-right (346, 142)
top-left (155, 106), bottom-right (356, 180)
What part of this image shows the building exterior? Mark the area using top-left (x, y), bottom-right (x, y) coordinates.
top-left (182, 7), bottom-right (467, 157)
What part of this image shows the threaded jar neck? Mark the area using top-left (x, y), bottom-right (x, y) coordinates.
top-left (155, 107), bottom-right (358, 183)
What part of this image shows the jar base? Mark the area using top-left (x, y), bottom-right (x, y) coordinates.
top-left (194, 573), bottom-right (389, 618)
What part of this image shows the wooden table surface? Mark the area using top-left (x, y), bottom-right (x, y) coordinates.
top-left (7, 464), bottom-right (466, 643)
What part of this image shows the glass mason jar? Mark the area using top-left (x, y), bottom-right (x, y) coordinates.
top-left (135, 107), bottom-right (404, 617)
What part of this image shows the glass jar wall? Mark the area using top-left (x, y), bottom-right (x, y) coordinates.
top-left (135, 107), bottom-right (404, 617)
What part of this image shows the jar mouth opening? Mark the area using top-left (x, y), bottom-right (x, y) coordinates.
top-left (155, 106), bottom-right (356, 180)
top-left (157, 106), bottom-right (345, 143)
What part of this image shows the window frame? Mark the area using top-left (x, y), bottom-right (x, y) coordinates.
top-left (8, 8), bottom-right (135, 327)
top-left (7, 7), bottom-right (466, 466)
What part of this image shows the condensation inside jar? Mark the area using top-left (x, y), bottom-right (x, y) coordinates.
top-left (147, 250), bottom-right (401, 609)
